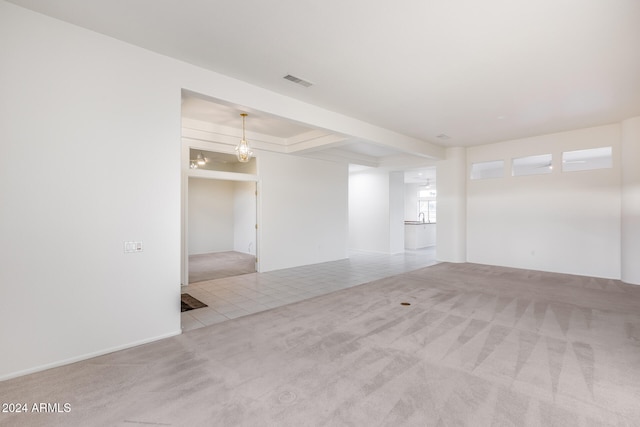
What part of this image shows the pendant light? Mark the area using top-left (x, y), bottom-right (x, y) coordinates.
top-left (235, 113), bottom-right (253, 163)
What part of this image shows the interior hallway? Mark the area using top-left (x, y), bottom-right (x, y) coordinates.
top-left (181, 247), bottom-right (437, 331)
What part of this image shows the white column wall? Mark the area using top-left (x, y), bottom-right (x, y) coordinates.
top-left (621, 116), bottom-right (640, 285)
top-left (348, 170), bottom-right (391, 253)
top-left (348, 169), bottom-right (408, 254)
top-left (436, 147), bottom-right (467, 262)
top-left (389, 171), bottom-right (405, 254)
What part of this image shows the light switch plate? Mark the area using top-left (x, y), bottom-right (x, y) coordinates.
top-left (124, 241), bottom-right (143, 253)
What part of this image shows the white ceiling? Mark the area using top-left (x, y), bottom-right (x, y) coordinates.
top-left (182, 95), bottom-right (314, 139)
top-left (404, 167), bottom-right (437, 186)
top-left (10, 0), bottom-right (640, 168)
top-left (181, 91), bottom-right (420, 168)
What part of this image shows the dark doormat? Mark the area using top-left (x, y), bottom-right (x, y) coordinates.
top-left (181, 293), bottom-right (208, 312)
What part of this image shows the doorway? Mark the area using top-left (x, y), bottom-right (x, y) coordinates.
top-left (181, 146), bottom-right (259, 286)
top-left (187, 177), bottom-right (257, 283)
top-left (404, 167), bottom-right (437, 251)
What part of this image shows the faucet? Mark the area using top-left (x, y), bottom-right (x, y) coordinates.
top-left (418, 212), bottom-right (425, 223)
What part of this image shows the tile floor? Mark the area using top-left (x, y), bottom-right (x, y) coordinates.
top-left (181, 247), bottom-right (438, 331)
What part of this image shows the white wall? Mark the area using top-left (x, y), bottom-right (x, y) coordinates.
top-left (188, 178), bottom-right (234, 255)
top-left (404, 183), bottom-right (420, 221)
top-left (0, 2), bottom-right (357, 380)
top-left (349, 170), bottom-right (391, 252)
top-left (621, 116), bottom-right (640, 285)
top-left (259, 151), bottom-right (348, 271)
top-left (389, 172), bottom-right (405, 254)
top-left (348, 169), bottom-right (405, 254)
top-left (466, 124), bottom-right (621, 279)
top-left (0, 2), bottom-right (182, 380)
top-left (233, 181), bottom-right (257, 255)
top-left (437, 147), bottom-right (467, 262)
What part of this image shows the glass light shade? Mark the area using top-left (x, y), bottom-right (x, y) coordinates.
top-left (196, 153), bottom-right (206, 165)
top-left (235, 139), bottom-right (253, 163)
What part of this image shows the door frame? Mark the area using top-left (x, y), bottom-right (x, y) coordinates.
top-left (181, 139), bottom-right (259, 286)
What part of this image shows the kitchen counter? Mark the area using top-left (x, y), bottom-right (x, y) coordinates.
top-left (404, 222), bottom-right (436, 249)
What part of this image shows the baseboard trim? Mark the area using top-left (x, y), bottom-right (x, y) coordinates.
top-left (0, 329), bottom-right (182, 382)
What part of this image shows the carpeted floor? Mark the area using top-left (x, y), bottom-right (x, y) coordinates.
top-left (188, 251), bottom-right (256, 283)
top-left (2, 262), bottom-right (640, 426)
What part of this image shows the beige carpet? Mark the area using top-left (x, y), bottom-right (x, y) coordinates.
top-left (189, 251), bottom-right (256, 283)
top-left (2, 263), bottom-right (640, 426)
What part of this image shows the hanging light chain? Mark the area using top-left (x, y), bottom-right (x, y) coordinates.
top-left (241, 113), bottom-right (247, 141)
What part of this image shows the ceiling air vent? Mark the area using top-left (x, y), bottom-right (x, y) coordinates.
top-left (436, 133), bottom-right (451, 140)
top-left (283, 74), bottom-right (313, 87)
